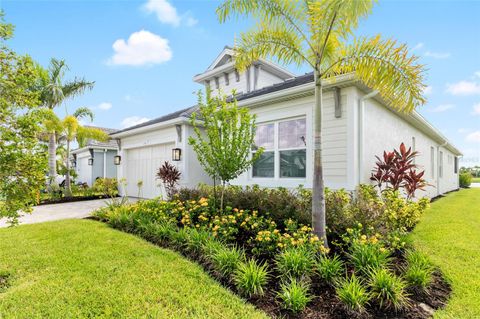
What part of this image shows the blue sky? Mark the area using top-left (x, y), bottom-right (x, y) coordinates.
top-left (1, 0), bottom-right (479, 166)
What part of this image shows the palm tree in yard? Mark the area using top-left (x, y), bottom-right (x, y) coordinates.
top-left (44, 107), bottom-right (109, 197)
top-left (37, 58), bottom-right (94, 187)
top-left (217, 0), bottom-right (426, 246)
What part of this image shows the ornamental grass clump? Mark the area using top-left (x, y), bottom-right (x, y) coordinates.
top-left (234, 259), bottom-right (269, 298)
top-left (277, 278), bottom-right (312, 313)
top-left (316, 254), bottom-right (344, 285)
top-left (368, 268), bottom-right (410, 310)
top-left (210, 245), bottom-right (245, 280)
top-left (349, 242), bottom-right (391, 275)
top-left (336, 274), bottom-right (371, 314)
top-left (184, 228), bottom-right (212, 256)
top-left (404, 250), bottom-right (434, 291)
top-left (275, 246), bottom-right (316, 280)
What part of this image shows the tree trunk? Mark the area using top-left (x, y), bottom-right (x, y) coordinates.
top-left (64, 141), bottom-right (72, 197)
top-left (220, 180), bottom-right (225, 213)
top-left (312, 69), bottom-right (328, 247)
top-left (48, 132), bottom-right (57, 186)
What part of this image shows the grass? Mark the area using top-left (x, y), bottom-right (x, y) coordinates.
top-left (411, 188), bottom-right (480, 319)
top-left (0, 219), bottom-right (267, 319)
top-left (471, 177), bottom-right (480, 183)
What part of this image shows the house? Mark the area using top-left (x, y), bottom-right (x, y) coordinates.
top-left (111, 47), bottom-right (462, 199)
top-left (72, 127), bottom-right (119, 186)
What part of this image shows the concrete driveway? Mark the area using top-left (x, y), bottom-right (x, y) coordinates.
top-left (0, 198), bottom-right (135, 228)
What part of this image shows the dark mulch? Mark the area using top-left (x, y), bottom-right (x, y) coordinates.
top-left (38, 195), bottom-right (114, 206)
top-left (0, 272), bottom-right (12, 293)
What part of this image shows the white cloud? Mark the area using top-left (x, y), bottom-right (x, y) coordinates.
top-left (446, 80), bottom-right (480, 96)
top-left (429, 104), bottom-right (455, 113)
top-left (474, 71), bottom-right (480, 79)
top-left (121, 116), bottom-right (151, 128)
top-left (423, 85), bottom-right (433, 95)
top-left (424, 51), bottom-right (451, 59)
top-left (108, 30), bottom-right (172, 66)
top-left (466, 131), bottom-right (480, 143)
top-left (143, 0), bottom-right (197, 27)
top-left (412, 42), bottom-right (424, 51)
top-left (473, 102), bottom-right (480, 115)
top-left (98, 102), bottom-right (112, 110)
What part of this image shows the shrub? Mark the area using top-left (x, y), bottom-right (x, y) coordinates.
top-left (93, 178), bottom-right (119, 198)
top-left (210, 245), bottom-right (245, 279)
top-left (156, 161), bottom-right (181, 199)
top-left (368, 268), bottom-right (409, 310)
top-left (275, 246), bottom-right (316, 280)
top-left (316, 254), bottom-right (344, 284)
top-left (185, 228), bottom-right (212, 256)
top-left (234, 259), bottom-right (269, 297)
top-left (349, 242), bottom-right (391, 275)
top-left (277, 278), bottom-right (312, 313)
top-left (459, 172), bottom-right (472, 188)
top-left (404, 251), bottom-right (433, 290)
top-left (150, 222), bottom-right (177, 245)
top-left (336, 274), bottom-right (371, 313)
top-left (169, 228), bottom-right (190, 250)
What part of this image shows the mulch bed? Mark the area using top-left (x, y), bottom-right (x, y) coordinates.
top-left (0, 273), bottom-right (12, 293)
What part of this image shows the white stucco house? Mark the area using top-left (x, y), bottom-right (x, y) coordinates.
top-left (72, 127), bottom-right (119, 186)
top-left (111, 47), bottom-right (462, 199)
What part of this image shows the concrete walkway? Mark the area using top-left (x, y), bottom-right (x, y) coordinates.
top-left (471, 183), bottom-right (480, 188)
top-left (0, 198), bottom-right (134, 228)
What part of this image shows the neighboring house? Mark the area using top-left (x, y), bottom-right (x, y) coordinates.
top-left (111, 47), bottom-right (462, 199)
top-left (72, 127), bottom-right (119, 186)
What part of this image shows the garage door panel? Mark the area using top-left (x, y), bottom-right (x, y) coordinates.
top-left (125, 143), bottom-right (175, 199)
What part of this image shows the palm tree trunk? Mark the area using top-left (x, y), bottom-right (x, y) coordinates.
top-left (312, 69), bottom-right (328, 247)
top-left (48, 132), bottom-right (57, 186)
top-left (64, 141), bottom-right (72, 197)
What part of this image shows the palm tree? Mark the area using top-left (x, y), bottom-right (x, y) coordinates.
top-left (37, 59), bottom-right (94, 186)
top-left (57, 107), bottom-right (109, 197)
top-left (217, 0), bottom-right (426, 245)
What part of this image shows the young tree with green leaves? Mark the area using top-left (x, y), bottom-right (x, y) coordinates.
top-left (217, 0), bottom-right (426, 245)
top-left (0, 13), bottom-right (48, 225)
top-left (36, 58), bottom-right (94, 187)
top-left (188, 90), bottom-right (263, 211)
top-left (43, 107), bottom-right (109, 197)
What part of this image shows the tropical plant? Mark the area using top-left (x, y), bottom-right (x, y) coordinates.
top-left (404, 250), bottom-right (433, 291)
top-left (349, 242), bottom-right (391, 275)
top-left (335, 274), bottom-right (371, 313)
top-left (0, 13), bottom-right (48, 224)
top-left (368, 268), bottom-right (409, 310)
top-left (217, 0), bottom-right (427, 245)
top-left (277, 278), bottom-right (312, 312)
top-left (275, 246), bottom-right (316, 280)
top-left (210, 245), bottom-right (245, 280)
top-left (188, 90), bottom-right (262, 211)
top-left (36, 58), bottom-right (94, 187)
top-left (371, 143), bottom-right (428, 198)
top-left (234, 259), bottom-right (269, 297)
top-left (156, 161), bottom-right (181, 199)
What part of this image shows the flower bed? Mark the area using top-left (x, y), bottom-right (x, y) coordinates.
top-left (93, 186), bottom-right (450, 319)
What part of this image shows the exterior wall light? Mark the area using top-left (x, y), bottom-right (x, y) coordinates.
top-left (88, 158), bottom-right (94, 166)
top-left (114, 155), bottom-right (121, 165)
top-left (172, 148), bottom-right (182, 161)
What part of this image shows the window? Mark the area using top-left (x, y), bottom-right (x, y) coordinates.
top-left (214, 77), bottom-right (219, 89)
top-left (252, 118), bottom-right (306, 178)
top-left (412, 137), bottom-right (416, 164)
top-left (235, 70), bottom-right (240, 82)
top-left (430, 147), bottom-right (435, 179)
top-left (454, 157), bottom-right (458, 174)
top-left (439, 151), bottom-right (444, 178)
top-left (224, 73), bottom-right (229, 86)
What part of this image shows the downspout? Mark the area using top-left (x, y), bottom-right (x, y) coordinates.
top-left (357, 90), bottom-right (379, 185)
top-left (437, 141), bottom-right (448, 196)
top-left (103, 149), bottom-right (107, 178)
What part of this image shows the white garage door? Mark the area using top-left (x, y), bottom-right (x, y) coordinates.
top-left (125, 143), bottom-right (175, 199)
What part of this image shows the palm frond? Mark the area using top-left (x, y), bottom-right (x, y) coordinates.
top-left (326, 35), bottom-right (426, 113)
top-left (73, 106), bottom-right (94, 122)
top-left (62, 78), bottom-right (95, 100)
top-left (76, 126), bottom-right (109, 148)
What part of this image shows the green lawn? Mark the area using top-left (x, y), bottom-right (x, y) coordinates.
top-left (411, 188), bottom-right (480, 319)
top-left (0, 219), bottom-right (267, 319)
top-left (472, 177), bottom-right (480, 183)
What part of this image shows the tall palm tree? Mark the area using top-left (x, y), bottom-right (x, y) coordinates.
top-left (217, 0), bottom-right (426, 245)
top-left (37, 58), bottom-right (94, 186)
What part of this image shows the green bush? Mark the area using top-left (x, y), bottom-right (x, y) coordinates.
top-left (349, 242), bottom-right (391, 275)
top-left (93, 178), bottom-right (119, 198)
top-left (404, 251), bottom-right (433, 291)
top-left (277, 278), bottom-right (312, 313)
top-left (368, 268), bottom-right (409, 310)
top-left (335, 274), bottom-right (371, 313)
top-left (275, 246), bottom-right (316, 280)
top-left (210, 246), bottom-right (245, 280)
top-left (185, 228), bottom-right (212, 256)
top-left (234, 259), bottom-right (269, 298)
top-left (316, 254), bottom-right (344, 284)
top-left (459, 172), bottom-right (472, 188)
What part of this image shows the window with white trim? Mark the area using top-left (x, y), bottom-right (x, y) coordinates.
top-left (252, 118), bottom-right (307, 178)
top-left (439, 151), bottom-right (444, 178)
top-left (430, 147), bottom-right (435, 179)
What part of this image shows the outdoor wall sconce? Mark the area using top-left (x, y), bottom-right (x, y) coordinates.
top-left (70, 159), bottom-right (77, 168)
top-left (172, 148), bottom-right (182, 161)
top-left (114, 155), bottom-right (121, 165)
top-left (88, 158), bottom-right (94, 166)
